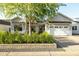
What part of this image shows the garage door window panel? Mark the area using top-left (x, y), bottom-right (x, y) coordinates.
top-left (64, 26), bottom-right (68, 28)
top-left (50, 26), bottom-right (53, 28)
top-left (59, 26), bottom-right (63, 28)
top-left (55, 26), bottom-right (58, 28)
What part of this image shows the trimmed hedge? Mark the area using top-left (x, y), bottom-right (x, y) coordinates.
top-left (0, 31), bottom-right (55, 44)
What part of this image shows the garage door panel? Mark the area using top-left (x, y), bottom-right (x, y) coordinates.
top-left (50, 25), bottom-right (70, 36)
top-left (54, 29), bottom-right (68, 35)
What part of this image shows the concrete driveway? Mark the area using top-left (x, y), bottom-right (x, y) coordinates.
top-left (55, 35), bottom-right (79, 49)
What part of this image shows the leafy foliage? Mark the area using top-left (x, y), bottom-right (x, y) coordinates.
top-left (0, 32), bottom-right (55, 44)
top-left (0, 3), bottom-right (62, 19)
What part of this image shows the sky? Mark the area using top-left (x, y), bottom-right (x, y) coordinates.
top-left (0, 3), bottom-right (79, 19)
top-left (58, 3), bottom-right (79, 19)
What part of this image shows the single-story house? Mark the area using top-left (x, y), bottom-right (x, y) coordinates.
top-left (0, 13), bottom-right (79, 36)
top-left (72, 18), bottom-right (79, 35)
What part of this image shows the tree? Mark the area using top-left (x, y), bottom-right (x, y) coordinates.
top-left (0, 3), bottom-right (63, 35)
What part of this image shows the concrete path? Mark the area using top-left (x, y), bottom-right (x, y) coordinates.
top-left (0, 48), bottom-right (79, 56)
top-left (0, 48), bottom-right (65, 56)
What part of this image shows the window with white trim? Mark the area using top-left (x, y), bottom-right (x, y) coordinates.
top-left (72, 26), bottom-right (77, 30)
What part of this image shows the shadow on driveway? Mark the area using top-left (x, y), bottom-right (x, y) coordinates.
top-left (55, 36), bottom-right (79, 48)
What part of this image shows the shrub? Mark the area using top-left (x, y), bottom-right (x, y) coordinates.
top-left (0, 31), bottom-right (5, 44)
top-left (31, 32), bottom-right (39, 43)
top-left (24, 33), bottom-right (31, 43)
top-left (39, 32), bottom-right (55, 43)
top-left (0, 31), bottom-right (55, 44)
top-left (4, 32), bottom-right (13, 44)
top-left (13, 32), bottom-right (22, 43)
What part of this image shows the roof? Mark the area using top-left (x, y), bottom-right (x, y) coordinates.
top-left (11, 16), bottom-right (26, 22)
top-left (74, 18), bottom-right (79, 22)
top-left (50, 13), bottom-right (73, 23)
top-left (0, 13), bottom-right (74, 24)
top-left (0, 20), bottom-right (10, 25)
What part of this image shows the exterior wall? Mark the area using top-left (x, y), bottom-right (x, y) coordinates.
top-left (0, 24), bottom-right (10, 32)
top-left (72, 22), bottom-right (79, 34)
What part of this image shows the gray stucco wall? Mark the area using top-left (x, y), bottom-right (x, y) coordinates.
top-left (0, 24), bottom-right (10, 32)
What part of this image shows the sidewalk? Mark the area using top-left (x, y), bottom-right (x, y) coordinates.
top-left (0, 48), bottom-right (79, 56)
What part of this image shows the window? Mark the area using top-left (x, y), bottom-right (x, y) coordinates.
top-left (59, 26), bottom-right (62, 28)
top-left (14, 25), bottom-right (22, 31)
top-left (72, 26), bottom-right (77, 30)
top-left (64, 26), bottom-right (68, 28)
top-left (55, 26), bottom-right (58, 28)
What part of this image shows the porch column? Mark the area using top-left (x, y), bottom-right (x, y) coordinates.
top-left (45, 23), bottom-right (50, 34)
top-left (10, 21), bottom-right (14, 33)
top-left (45, 23), bottom-right (48, 32)
top-left (22, 23), bottom-right (26, 33)
top-left (36, 25), bottom-right (39, 33)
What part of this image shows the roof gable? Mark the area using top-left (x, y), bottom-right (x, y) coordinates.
top-left (52, 13), bottom-right (73, 22)
top-left (11, 16), bottom-right (25, 22)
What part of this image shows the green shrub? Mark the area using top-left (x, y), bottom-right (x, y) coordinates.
top-left (31, 32), bottom-right (39, 43)
top-left (24, 33), bottom-right (30, 43)
top-left (4, 32), bottom-right (13, 44)
top-left (0, 31), bottom-right (55, 44)
top-left (0, 31), bottom-right (5, 44)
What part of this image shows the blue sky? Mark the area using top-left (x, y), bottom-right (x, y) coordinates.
top-left (58, 3), bottom-right (79, 18)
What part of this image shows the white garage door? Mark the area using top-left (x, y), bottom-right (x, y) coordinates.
top-left (50, 25), bottom-right (70, 36)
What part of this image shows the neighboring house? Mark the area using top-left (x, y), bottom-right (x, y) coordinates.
top-left (72, 18), bottom-right (79, 35)
top-left (0, 20), bottom-right (10, 32)
top-left (0, 13), bottom-right (79, 36)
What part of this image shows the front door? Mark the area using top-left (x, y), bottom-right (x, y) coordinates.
top-left (39, 25), bottom-right (45, 33)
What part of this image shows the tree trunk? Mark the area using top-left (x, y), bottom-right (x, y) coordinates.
top-left (25, 20), bottom-right (27, 33)
top-left (29, 20), bottom-right (31, 36)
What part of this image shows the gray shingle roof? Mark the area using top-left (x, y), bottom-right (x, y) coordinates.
top-left (52, 13), bottom-right (73, 22)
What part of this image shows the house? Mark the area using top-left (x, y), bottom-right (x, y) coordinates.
top-left (72, 18), bottom-right (79, 35)
top-left (0, 13), bottom-right (78, 36)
